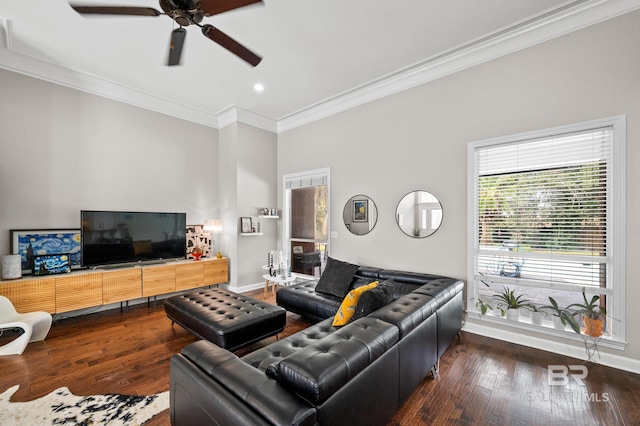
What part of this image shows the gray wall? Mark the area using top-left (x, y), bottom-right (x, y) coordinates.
top-left (277, 11), bottom-right (640, 366)
top-left (0, 70), bottom-right (219, 256)
top-left (234, 122), bottom-right (278, 290)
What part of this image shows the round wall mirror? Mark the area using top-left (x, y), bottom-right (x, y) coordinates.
top-left (396, 190), bottom-right (443, 238)
top-left (343, 195), bottom-right (378, 235)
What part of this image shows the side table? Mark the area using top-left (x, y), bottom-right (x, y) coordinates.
top-left (263, 273), bottom-right (296, 297)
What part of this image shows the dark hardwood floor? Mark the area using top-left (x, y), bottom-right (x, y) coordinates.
top-left (1, 288), bottom-right (639, 425)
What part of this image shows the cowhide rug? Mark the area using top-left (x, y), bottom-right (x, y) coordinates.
top-left (0, 384), bottom-right (169, 425)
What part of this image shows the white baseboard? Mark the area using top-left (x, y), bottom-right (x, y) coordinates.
top-left (463, 319), bottom-right (640, 375)
top-left (226, 281), bottom-right (265, 293)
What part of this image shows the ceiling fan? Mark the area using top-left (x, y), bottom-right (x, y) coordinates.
top-left (69, 0), bottom-right (263, 67)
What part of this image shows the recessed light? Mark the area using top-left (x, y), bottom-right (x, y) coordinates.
top-left (254, 83), bottom-right (265, 92)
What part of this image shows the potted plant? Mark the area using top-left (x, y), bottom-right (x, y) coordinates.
top-left (542, 297), bottom-right (581, 333)
top-left (475, 296), bottom-right (496, 316)
top-left (493, 286), bottom-right (530, 321)
top-left (525, 304), bottom-right (546, 326)
top-left (568, 289), bottom-right (606, 337)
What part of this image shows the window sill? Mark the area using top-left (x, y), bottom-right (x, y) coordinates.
top-left (465, 310), bottom-right (627, 351)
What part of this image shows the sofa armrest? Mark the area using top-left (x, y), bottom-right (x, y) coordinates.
top-left (172, 341), bottom-right (316, 426)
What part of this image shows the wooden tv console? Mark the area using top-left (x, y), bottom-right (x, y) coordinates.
top-left (0, 257), bottom-right (228, 315)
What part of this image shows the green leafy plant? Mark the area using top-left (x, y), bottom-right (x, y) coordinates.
top-left (493, 286), bottom-right (531, 316)
top-left (475, 298), bottom-right (493, 315)
top-left (567, 289), bottom-right (606, 320)
top-left (525, 304), bottom-right (543, 313)
top-left (542, 297), bottom-right (581, 334)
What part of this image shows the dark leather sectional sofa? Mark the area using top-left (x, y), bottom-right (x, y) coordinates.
top-left (169, 265), bottom-right (464, 425)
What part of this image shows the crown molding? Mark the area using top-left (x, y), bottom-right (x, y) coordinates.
top-left (276, 0), bottom-right (640, 133)
top-left (0, 19), bottom-right (218, 128)
top-left (216, 106), bottom-right (277, 133)
top-left (2, 1), bottom-right (638, 133)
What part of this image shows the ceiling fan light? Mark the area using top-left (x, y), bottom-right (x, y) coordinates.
top-left (172, 10), bottom-right (190, 26)
top-left (192, 13), bottom-right (203, 24)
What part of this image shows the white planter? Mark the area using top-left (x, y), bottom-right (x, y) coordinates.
top-left (552, 316), bottom-right (565, 330)
top-left (506, 308), bottom-right (520, 321)
top-left (531, 311), bottom-right (545, 326)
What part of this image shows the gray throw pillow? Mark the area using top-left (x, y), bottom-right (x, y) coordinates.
top-left (350, 279), bottom-right (395, 322)
top-left (315, 257), bottom-right (360, 298)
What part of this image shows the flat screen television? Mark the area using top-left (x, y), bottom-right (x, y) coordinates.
top-left (81, 210), bottom-right (186, 267)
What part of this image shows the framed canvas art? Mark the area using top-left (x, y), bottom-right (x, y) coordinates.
top-left (240, 217), bottom-right (252, 233)
top-left (10, 229), bottom-right (81, 274)
top-left (352, 200), bottom-right (368, 222)
top-left (33, 253), bottom-right (72, 276)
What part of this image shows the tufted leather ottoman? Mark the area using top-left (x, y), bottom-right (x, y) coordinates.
top-left (164, 288), bottom-right (286, 351)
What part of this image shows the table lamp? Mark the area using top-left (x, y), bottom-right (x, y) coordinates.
top-left (204, 219), bottom-right (223, 259)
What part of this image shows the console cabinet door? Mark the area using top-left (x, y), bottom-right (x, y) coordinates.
top-left (103, 268), bottom-right (142, 304)
top-left (176, 262), bottom-right (204, 291)
top-left (142, 264), bottom-right (176, 297)
top-left (0, 278), bottom-right (56, 314)
top-left (204, 258), bottom-right (228, 285)
top-left (56, 273), bottom-right (103, 313)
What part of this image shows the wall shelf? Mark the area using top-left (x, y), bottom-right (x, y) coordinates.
top-left (240, 232), bottom-right (263, 236)
top-left (258, 215), bottom-right (279, 219)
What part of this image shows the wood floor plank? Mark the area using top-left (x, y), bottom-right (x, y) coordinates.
top-left (1, 289), bottom-right (639, 425)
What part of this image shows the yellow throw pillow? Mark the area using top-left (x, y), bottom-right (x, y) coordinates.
top-left (332, 281), bottom-right (378, 326)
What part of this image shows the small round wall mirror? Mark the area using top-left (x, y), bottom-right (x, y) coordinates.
top-left (343, 195), bottom-right (378, 236)
top-left (396, 190), bottom-right (443, 238)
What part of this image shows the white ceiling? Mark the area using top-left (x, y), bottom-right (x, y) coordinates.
top-left (0, 0), bottom-right (637, 132)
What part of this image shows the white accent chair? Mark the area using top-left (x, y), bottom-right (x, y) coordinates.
top-left (0, 296), bottom-right (52, 355)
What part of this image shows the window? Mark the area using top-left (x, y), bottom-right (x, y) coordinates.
top-left (283, 168), bottom-right (330, 277)
top-left (467, 116), bottom-right (625, 343)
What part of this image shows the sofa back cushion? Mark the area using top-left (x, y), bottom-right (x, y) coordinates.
top-left (377, 270), bottom-right (454, 300)
top-left (369, 289), bottom-right (439, 339)
top-left (277, 317), bottom-right (399, 405)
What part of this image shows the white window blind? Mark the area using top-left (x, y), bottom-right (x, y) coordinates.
top-left (468, 115), bottom-right (626, 343)
top-left (285, 173), bottom-right (327, 189)
top-left (474, 128), bottom-right (611, 289)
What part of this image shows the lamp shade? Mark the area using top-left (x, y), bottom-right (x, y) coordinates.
top-left (2, 254), bottom-right (22, 280)
top-left (204, 219), bottom-right (223, 234)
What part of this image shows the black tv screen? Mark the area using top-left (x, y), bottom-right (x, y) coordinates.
top-left (81, 210), bottom-right (186, 267)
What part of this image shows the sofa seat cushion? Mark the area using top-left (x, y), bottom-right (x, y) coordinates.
top-left (178, 341), bottom-right (317, 426)
top-left (276, 280), bottom-right (343, 321)
top-left (277, 317), bottom-right (399, 404)
top-left (242, 318), bottom-right (337, 378)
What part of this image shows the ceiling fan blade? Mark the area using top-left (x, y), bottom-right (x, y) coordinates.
top-left (168, 28), bottom-right (187, 66)
top-left (197, 0), bottom-right (262, 16)
top-left (70, 5), bottom-right (162, 16)
top-left (201, 24), bottom-right (262, 67)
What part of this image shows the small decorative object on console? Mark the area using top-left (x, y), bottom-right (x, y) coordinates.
top-left (187, 224), bottom-right (212, 259)
top-left (203, 219), bottom-right (223, 259)
top-left (191, 246), bottom-right (203, 261)
top-left (32, 253), bottom-right (71, 276)
top-left (1, 254), bottom-right (22, 280)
